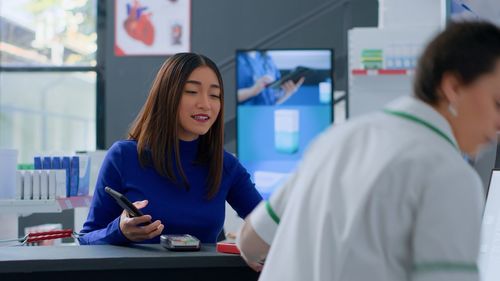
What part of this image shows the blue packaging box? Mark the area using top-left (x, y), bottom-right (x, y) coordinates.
top-left (51, 157), bottom-right (61, 169)
top-left (34, 157), bottom-right (42, 170)
top-left (76, 155), bottom-right (91, 196)
top-left (42, 157), bottom-right (52, 169)
top-left (61, 157), bottom-right (71, 197)
top-left (70, 156), bottom-right (80, 197)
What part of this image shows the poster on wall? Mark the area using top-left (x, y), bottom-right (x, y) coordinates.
top-left (114, 0), bottom-right (191, 56)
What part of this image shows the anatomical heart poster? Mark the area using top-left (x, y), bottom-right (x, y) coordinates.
top-left (115, 0), bottom-right (191, 56)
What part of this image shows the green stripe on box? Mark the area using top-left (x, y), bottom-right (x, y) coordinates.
top-left (362, 49), bottom-right (383, 56)
top-left (361, 58), bottom-right (383, 62)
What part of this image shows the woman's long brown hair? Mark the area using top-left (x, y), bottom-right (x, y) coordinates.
top-left (128, 53), bottom-right (224, 199)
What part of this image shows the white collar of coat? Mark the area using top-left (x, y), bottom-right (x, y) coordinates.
top-left (385, 96), bottom-right (459, 148)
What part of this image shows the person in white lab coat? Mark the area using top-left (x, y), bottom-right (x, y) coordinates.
top-left (237, 21), bottom-right (500, 281)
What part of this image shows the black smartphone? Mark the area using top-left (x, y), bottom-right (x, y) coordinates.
top-left (105, 186), bottom-right (146, 218)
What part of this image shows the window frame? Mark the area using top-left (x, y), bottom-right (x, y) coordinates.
top-left (0, 0), bottom-right (106, 150)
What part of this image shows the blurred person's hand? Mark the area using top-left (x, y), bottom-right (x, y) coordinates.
top-left (277, 77), bottom-right (305, 105)
top-left (251, 75), bottom-right (275, 96)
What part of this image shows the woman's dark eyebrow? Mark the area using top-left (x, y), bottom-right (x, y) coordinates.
top-left (186, 80), bottom-right (220, 89)
top-left (186, 80), bottom-right (201, 85)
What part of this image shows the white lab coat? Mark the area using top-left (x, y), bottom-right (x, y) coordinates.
top-left (252, 96), bottom-right (484, 281)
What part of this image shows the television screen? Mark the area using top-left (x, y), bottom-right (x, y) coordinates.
top-left (236, 49), bottom-right (334, 199)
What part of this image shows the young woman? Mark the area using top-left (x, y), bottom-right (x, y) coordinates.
top-left (79, 53), bottom-right (262, 245)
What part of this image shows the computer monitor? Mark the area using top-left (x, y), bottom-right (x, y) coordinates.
top-left (236, 49), bottom-right (334, 199)
top-left (479, 169), bottom-right (500, 280)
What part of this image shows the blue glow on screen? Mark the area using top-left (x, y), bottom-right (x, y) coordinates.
top-left (236, 49), bottom-right (333, 199)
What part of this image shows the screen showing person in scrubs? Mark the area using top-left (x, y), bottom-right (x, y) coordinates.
top-left (236, 49), bottom-right (334, 199)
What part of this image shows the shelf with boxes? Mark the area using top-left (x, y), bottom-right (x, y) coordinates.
top-left (0, 150), bottom-right (106, 240)
top-left (348, 26), bottom-right (438, 118)
top-left (0, 154), bottom-right (92, 215)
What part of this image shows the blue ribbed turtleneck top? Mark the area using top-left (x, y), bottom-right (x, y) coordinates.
top-left (78, 139), bottom-right (262, 245)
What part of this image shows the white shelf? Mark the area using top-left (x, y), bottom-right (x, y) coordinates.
top-left (0, 196), bottom-right (92, 214)
top-left (351, 69), bottom-right (414, 76)
top-left (348, 27), bottom-right (437, 118)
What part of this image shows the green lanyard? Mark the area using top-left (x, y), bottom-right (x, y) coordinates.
top-left (383, 109), bottom-right (457, 150)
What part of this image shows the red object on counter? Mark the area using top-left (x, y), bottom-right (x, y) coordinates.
top-left (216, 242), bottom-right (240, 255)
top-left (26, 229), bottom-right (74, 243)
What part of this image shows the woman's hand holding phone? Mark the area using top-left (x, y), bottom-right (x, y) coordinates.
top-left (119, 200), bottom-right (165, 242)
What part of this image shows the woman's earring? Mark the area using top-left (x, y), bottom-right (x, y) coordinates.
top-left (448, 103), bottom-right (458, 117)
